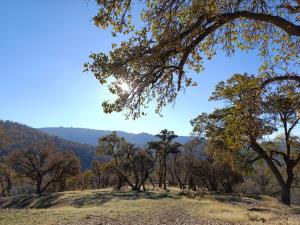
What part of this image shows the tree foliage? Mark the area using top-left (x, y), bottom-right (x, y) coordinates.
top-left (9, 141), bottom-right (80, 195)
top-left (191, 73), bottom-right (300, 205)
top-left (97, 131), bottom-right (155, 191)
top-left (148, 129), bottom-right (181, 189)
top-left (85, 0), bottom-right (300, 118)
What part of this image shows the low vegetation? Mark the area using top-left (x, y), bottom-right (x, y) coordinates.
top-left (0, 188), bottom-right (299, 225)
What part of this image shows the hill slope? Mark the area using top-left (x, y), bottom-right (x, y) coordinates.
top-left (0, 188), bottom-right (299, 225)
top-left (39, 127), bottom-right (192, 146)
top-left (0, 121), bottom-right (97, 169)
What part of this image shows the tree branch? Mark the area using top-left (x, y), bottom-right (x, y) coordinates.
top-left (218, 11), bottom-right (300, 36)
top-left (270, 150), bottom-right (287, 164)
top-left (250, 141), bottom-right (286, 187)
top-left (261, 74), bottom-right (300, 88)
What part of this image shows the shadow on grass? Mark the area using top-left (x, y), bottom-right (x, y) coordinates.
top-left (292, 207), bottom-right (300, 214)
top-left (1, 193), bottom-right (63, 209)
top-left (203, 193), bottom-right (261, 206)
top-left (213, 195), bottom-right (247, 203)
top-left (72, 190), bottom-right (177, 208)
top-left (0, 190), bottom-right (179, 209)
top-left (34, 193), bottom-right (63, 208)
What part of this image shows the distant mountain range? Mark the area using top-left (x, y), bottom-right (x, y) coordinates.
top-left (38, 127), bottom-right (192, 147)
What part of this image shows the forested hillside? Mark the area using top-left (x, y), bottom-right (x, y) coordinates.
top-left (0, 121), bottom-right (97, 169)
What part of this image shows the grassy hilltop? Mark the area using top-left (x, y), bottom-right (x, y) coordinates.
top-left (0, 188), bottom-right (299, 225)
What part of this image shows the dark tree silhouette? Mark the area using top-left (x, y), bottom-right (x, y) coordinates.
top-left (148, 129), bottom-right (181, 189)
top-left (10, 141), bottom-right (80, 195)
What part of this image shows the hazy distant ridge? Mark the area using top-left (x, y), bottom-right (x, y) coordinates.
top-left (38, 127), bottom-right (192, 146)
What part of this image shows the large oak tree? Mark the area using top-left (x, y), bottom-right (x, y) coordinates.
top-left (10, 141), bottom-right (80, 195)
top-left (85, 0), bottom-right (300, 118)
top-left (191, 74), bottom-right (300, 205)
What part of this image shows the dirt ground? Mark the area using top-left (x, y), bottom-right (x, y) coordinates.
top-left (64, 206), bottom-right (235, 225)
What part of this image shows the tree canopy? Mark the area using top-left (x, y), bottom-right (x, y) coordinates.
top-left (10, 141), bottom-right (80, 195)
top-left (97, 131), bottom-right (155, 191)
top-left (85, 0), bottom-right (300, 118)
top-left (191, 73), bottom-right (300, 205)
top-left (148, 129), bottom-right (181, 189)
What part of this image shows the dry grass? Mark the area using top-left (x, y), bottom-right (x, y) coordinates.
top-left (0, 188), bottom-right (299, 225)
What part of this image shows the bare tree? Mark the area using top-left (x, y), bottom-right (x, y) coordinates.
top-left (10, 141), bottom-right (80, 195)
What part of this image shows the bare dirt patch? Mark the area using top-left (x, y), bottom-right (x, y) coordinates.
top-left (65, 206), bottom-right (237, 225)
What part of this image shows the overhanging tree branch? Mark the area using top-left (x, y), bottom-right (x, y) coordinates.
top-left (218, 11), bottom-right (300, 36)
top-left (261, 74), bottom-right (300, 88)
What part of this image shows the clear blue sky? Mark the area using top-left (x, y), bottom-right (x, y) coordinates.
top-left (0, 0), bottom-right (264, 136)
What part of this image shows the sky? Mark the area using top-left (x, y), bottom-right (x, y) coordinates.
top-left (0, 0), bottom-right (265, 136)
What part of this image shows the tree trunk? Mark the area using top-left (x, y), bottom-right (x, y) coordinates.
top-left (116, 176), bottom-right (123, 190)
top-left (222, 181), bottom-right (233, 193)
top-left (251, 141), bottom-right (292, 205)
top-left (163, 161), bottom-right (167, 189)
top-left (148, 176), bottom-right (155, 188)
top-left (188, 176), bottom-right (196, 191)
top-left (158, 161), bottom-right (163, 188)
top-left (132, 185), bottom-right (141, 192)
top-left (209, 179), bottom-right (218, 192)
top-left (36, 179), bottom-right (42, 195)
top-left (281, 186), bottom-right (291, 206)
top-left (97, 174), bottom-right (101, 188)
